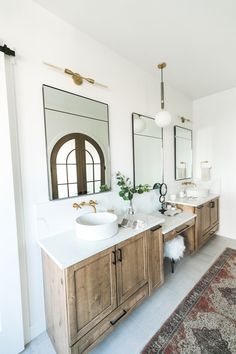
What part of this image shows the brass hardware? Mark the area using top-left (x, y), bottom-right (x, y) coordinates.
top-left (181, 181), bottom-right (196, 186)
top-left (43, 62), bottom-right (108, 88)
top-left (73, 200), bottom-right (98, 213)
top-left (157, 62), bottom-right (167, 69)
top-left (157, 62), bottom-right (167, 110)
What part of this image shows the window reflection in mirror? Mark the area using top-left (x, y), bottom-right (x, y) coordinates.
top-left (43, 85), bottom-right (110, 200)
top-left (174, 126), bottom-right (193, 180)
top-left (132, 113), bottom-right (163, 188)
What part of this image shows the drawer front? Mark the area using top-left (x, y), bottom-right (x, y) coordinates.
top-left (71, 284), bottom-right (149, 354)
top-left (164, 218), bottom-right (195, 242)
top-left (199, 223), bottom-right (219, 248)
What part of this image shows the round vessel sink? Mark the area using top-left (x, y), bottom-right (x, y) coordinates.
top-left (75, 212), bottom-right (118, 241)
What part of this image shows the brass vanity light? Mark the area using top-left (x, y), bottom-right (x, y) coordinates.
top-left (73, 200), bottom-right (98, 213)
top-left (43, 62), bottom-right (108, 88)
top-left (155, 62), bottom-right (172, 128)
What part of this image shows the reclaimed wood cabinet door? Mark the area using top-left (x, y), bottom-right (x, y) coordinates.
top-left (148, 225), bottom-right (164, 293)
top-left (210, 198), bottom-right (219, 226)
top-left (66, 246), bottom-right (117, 345)
top-left (116, 231), bottom-right (148, 305)
top-left (201, 202), bottom-right (211, 234)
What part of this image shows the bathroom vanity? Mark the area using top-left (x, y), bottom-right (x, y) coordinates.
top-left (167, 195), bottom-right (220, 250)
top-left (39, 196), bottom-right (218, 354)
top-left (39, 211), bottom-right (197, 354)
top-left (39, 214), bottom-right (165, 354)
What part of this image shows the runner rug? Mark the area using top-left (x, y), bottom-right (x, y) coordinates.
top-left (142, 247), bottom-right (236, 354)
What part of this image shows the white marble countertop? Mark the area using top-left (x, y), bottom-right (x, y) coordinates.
top-left (161, 212), bottom-right (196, 234)
top-left (166, 194), bottom-right (219, 207)
top-left (38, 211), bottom-right (196, 269)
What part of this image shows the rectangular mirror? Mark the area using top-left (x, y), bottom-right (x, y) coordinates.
top-left (132, 113), bottom-right (163, 188)
top-left (174, 125), bottom-right (192, 180)
top-left (43, 85), bottom-right (111, 200)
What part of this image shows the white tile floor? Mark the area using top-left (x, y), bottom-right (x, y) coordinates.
top-left (21, 235), bottom-right (236, 354)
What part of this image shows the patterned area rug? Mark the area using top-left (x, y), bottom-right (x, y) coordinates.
top-left (142, 248), bottom-right (236, 354)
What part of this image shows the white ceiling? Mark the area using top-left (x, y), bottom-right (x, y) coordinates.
top-left (34, 0), bottom-right (236, 99)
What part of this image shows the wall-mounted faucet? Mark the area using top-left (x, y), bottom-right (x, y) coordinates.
top-left (73, 200), bottom-right (98, 213)
top-left (181, 181), bottom-right (196, 187)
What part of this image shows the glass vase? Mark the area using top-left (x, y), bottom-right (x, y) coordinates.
top-left (127, 199), bottom-right (135, 215)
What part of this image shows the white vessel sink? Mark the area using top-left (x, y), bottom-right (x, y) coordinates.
top-left (75, 212), bottom-right (118, 241)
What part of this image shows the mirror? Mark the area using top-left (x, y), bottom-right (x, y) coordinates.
top-left (174, 125), bottom-right (192, 180)
top-left (132, 113), bottom-right (163, 188)
top-left (43, 85), bottom-right (111, 200)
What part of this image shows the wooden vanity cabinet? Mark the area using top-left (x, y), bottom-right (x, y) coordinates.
top-left (42, 228), bottom-right (163, 354)
top-left (195, 198), bottom-right (219, 249)
top-left (178, 197), bottom-right (219, 250)
top-left (66, 247), bottom-right (117, 345)
top-left (116, 231), bottom-right (148, 305)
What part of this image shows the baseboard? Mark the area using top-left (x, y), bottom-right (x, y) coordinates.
top-left (25, 317), bottom-right (46, 344)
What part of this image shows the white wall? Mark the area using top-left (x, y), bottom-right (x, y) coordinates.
top-left (0, 0), bottom-right (192, 342)
top-left (194, 87), bottom-right (236, 239)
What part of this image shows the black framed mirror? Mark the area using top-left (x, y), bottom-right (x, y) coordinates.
top-left (43, 85), bottom-right (111, 200)
top-left (174, 125), bottom-right (193, 180)
top-left (132, 112), bottom-right (163, 188)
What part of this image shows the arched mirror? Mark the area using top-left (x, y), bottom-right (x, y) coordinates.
top-left (43, 85), bottom-right (111, 200)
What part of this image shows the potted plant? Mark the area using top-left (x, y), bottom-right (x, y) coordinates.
top-left (116, 172), bottom-right (150, 214)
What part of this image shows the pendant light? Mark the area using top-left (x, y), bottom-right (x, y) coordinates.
top-left (155, 62), bottom-right (172, 128)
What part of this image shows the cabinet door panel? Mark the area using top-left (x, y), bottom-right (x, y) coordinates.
top-left (116, 232), bottom-right (148, 305)
top-left (148, 226), bottom-right (164, 293)
top-left (195, 206), bottom-right (204, 249)
top-left (202, 203), bottom-right (211, 234)
top-left (210, 198), bottom-right (219, 226)
top-left (66, 247), bottom-right (117, 345)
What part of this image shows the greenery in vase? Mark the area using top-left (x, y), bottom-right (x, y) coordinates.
top-left (116, 171), bottom-right (150, 201)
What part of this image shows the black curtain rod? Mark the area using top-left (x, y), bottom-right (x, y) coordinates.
top-left (0, 44), bottom-right (15, 57)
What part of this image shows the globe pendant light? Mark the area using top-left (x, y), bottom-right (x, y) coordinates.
top-left (155, 62), bottom-right (172, 128)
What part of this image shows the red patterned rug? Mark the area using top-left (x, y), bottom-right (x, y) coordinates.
top-left (142, 247), bottom-right (236, 354)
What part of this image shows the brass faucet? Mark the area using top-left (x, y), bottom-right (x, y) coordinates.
top-left (73, 200), bottom-right (98, 213)
top-left (181, 181), bottom-right (196, 187)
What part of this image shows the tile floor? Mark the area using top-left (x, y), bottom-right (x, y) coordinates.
top-left (21, 235), bottom-right (236, 354)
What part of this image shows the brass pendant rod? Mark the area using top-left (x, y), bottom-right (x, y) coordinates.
top-left (157, 62), bottom-right (166, 110)
top-left (160, 66), bottom-right (165, 110)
